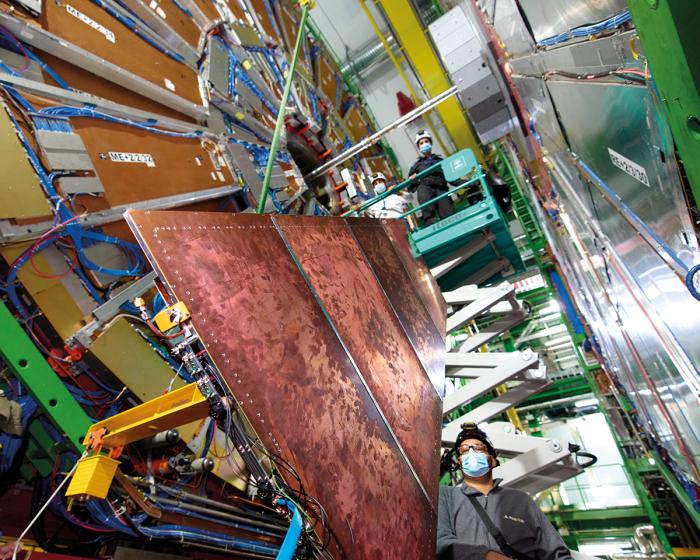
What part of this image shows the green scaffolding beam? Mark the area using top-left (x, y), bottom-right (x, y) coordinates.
top-left (0, 301), bottom-right (90, 451)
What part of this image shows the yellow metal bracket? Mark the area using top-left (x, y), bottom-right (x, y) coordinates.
top-left (153, 301), bottom-right (191, 333)
top-left (66, 383), bottom-right (209, 499)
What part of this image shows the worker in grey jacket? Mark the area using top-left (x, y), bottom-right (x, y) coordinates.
top-left (438, 423), bottom-right (572, 560)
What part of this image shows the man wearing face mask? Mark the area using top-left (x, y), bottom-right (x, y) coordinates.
top-left (407, 130), bottom-right (455, 226)
top-left (366, 172), bottom-right (412, 218)
top-left (437, 423), bottom-right (572, 560)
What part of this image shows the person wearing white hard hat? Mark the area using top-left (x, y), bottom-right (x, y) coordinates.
top-left (365, 172), bottom-right (412, 219)
top-left (407, 130), bottom-right (455, 226)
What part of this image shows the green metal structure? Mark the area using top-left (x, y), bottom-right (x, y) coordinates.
top-left (0, 300), bottom-right (90, 452)
top-left (628, 0), bottom-right (700, 207)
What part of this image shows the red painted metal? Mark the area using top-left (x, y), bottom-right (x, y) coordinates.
top-left (126, 211), bottom-right (445, 559)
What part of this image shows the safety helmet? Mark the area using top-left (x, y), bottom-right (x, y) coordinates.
top-left (454, 422), bottom-right (497, 458)
top-left (415, 130), bottom-right (432, 146)
top-left (370, 172), bottom-right (386, 185)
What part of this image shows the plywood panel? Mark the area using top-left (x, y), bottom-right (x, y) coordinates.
top-left (126, 210), bottom-right (437, 559)
top-left (39, 0), bottom-right (202, 105)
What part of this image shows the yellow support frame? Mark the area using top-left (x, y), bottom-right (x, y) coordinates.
top-left (87, 383), bottom-right (209, 449)
top-left (374, 0), bottom-right (484, 162)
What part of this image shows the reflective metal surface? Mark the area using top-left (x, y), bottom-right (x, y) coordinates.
top-left (478, 0), bottom-right (534, 56)
top-left (518, 0), bottom-right (628, 43)
top-left (348, 218), bottom-right (446, 397)
top-left (126, 210), bottom-right (442, 559)
top-left (275, 215), bottom-right (442, 505)
top-left (381, 218), bottom-right (447, 334)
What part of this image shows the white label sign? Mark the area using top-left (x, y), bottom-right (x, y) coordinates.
top-left (66, 5), bottom-right (116, 43)
top-left (108, 152), bottom-right (155, 167)
top-left (608, 147), bottom-right (649, 187)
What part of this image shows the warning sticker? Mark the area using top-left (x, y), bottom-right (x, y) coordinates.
top-left (108, 152), bottom-right (156, 167)
top-left (608, 148), bottom-right (650, 187)
top-left (66, 5), bottom-right (116, 44)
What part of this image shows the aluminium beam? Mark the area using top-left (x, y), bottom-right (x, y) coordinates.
top-left (442, 350), bottom-right (539, 415)
top-left (430, 231), bottom-right (496, 280)
top-left (443, 379), bottom-right (551, 427)
top-left (0, 12), bottom-right (207, 120)
top-left (455, 313), bottom-right (526, 353)
top-left (445, 281), bottom-right (518, 333)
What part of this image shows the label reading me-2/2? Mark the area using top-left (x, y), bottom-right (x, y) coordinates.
top-left (108, 152), bottom-right (156, 167)
top-left (608, 147), bottom-right (650, 187)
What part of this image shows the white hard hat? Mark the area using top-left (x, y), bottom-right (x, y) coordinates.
top-left (370, 172), bottom-right (386, 185)
top-left (415, 130), bottom-right (432, 146)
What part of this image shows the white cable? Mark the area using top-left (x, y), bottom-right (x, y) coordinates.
top-left (12, 454), bottom-right (84, 560)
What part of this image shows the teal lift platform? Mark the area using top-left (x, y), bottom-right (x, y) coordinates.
top-left (346, 149), bottom-right (524, 290)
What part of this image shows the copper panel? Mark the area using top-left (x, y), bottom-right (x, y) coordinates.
top-left (347, 218), bottom-right (446, 397)
top-left (126, 210), bottom-right (437, 559)
top-left (190, 0), bottom-right (220, 25)
top-left (382, 218), bottom-right (447, 334)
top-left (38, 0), bottom-right (202, 105)
top-left (275, 215), bottom-right (441, 506)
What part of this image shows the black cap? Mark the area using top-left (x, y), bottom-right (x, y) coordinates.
top-left (454, 422), bottom-right (497, 457)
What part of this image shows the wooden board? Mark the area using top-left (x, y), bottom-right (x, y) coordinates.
top-left (38, 0), bottom-right (202, 105)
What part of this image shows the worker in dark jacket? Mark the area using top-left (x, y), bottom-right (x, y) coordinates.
top-left (407, 130), bottom-right (455, 226)
top-left (438, 423), bottom-right (572, 560)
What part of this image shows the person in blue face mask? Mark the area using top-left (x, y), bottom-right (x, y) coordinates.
top-left (438, 423), bottom-right (572, 560)
top-left (407, 130), bottom-right (455, 226)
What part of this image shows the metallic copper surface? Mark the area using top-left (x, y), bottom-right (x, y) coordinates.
top-left (275, 215), bottom-right (441, 507)
top-left (381, 219), bottom-right (447, 334)
top-left (126, 210), bottom-right (438, 559)
top-left (347, 218), bottom-right (446, 397)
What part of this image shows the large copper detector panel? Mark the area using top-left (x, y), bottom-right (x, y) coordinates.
top-left (382, 219), bottom-right (447, 334)
top-left (347, 218), bottom-right (446, 397)
top-left (126, 210), bottom-right (440, 559)
top-left (275, 215), bottom-right (441, 506)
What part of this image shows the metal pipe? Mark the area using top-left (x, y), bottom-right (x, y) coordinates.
top-left (256, 1), bottom-right (312, 214)
top-left (515, 394), bottom-right (594, 413)
top-left (305, 85), bottom-right (458, 180)
top-left (357, 0), bottom-right (449, 153)
top-left (153, 496), bottom-right (286, 534)
top-left (339, 35), bottom-right (396, 75)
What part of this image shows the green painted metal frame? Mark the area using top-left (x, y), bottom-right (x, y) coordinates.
top-left (628, 0), bottom-right (700, 207)
top-left (352, 148), bottom-right (524, 288)
top-left (0, 300), bottom-right (90, 451)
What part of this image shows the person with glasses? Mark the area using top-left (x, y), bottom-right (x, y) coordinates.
top-left (437, 423), bottom-right (572, 560)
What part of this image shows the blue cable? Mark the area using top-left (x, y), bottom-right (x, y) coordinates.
top-left (275, 499), bottom-right (302, 560)
top-left (685, 264), bottom-right (700, 302)
top-left (538, 10), bottom-right (632, 48)
top-left (38, 106), bottom-right (202, 138)
top-left (88, 0), bottom-right (186, 62)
